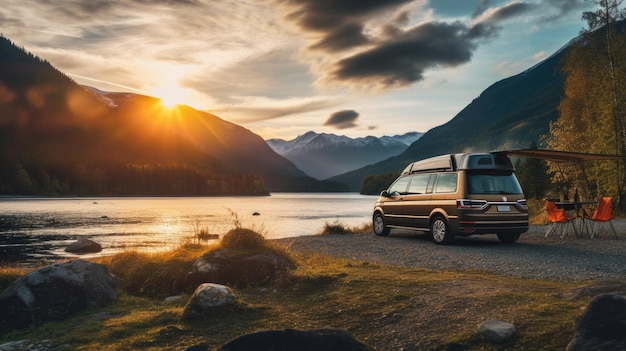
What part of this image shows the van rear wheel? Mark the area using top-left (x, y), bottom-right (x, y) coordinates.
top-left (497, 233), bottom-right (520, 243)
top-left (373, 212), bottom-right (390, 236)
top-left (431, 216), bottom-right (453, 244)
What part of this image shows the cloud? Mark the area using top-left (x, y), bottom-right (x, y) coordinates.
top-left (214, 95), bottom-right (346, 123)
top-left (273, 0), bottom-right (545, 90)
top-left (329, 21), bottom-right (477, 88)
top-left (324, 109), bottom-right (359, 129)
top-left (274, 0), bottom-right (415, 52)
top-left (472, 2), bottom-right (536, 25)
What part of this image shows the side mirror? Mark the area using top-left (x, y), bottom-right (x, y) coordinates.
top-left (380, 190), bottom-right (389, 197)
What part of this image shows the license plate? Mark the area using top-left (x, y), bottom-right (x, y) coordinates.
top-left (497, 205), bottom-right (510, 212)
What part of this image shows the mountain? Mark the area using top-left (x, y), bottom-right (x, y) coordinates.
top-left (267, 131), bottom-right (422, 179)
top-left (0, 35), bottom-right (346, 195)
top-left (330, 41), bottom-right (570, 191)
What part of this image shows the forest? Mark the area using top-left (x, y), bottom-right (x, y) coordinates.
top-left (0, 158), bottom-right (269, 196)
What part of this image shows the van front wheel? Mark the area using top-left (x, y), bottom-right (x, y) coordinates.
top-left (431, 216), bottom-right (453, 244)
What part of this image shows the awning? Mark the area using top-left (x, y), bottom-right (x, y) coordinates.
top-left (497, 149), bottom-right (626, 162)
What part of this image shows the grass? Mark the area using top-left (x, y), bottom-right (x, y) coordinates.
top-left (318, 220), bottom-right (373, 235)
top-left (0, 220), bottom-right (601, 350)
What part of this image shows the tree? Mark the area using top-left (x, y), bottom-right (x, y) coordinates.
top-left (545, 0), bottom-right (626, 203)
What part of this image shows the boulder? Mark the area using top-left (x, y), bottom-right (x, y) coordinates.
top-left (182, 283), bottom-right (237, 320)
top-left (218, 328), bottom-right (372, 351)
top-left (64, 238), bottom-right (102, 254)
top-left (478, 320), bottom-right (516, 342)
top-left (0, 260), bottom-right (117, 335)
top-left (567, 293), bottom-right (626, 351)
top-left (188, 249), bottom-right (295, 287)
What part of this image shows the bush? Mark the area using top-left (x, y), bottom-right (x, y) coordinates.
top-left (220, 227), bottom-right (267, 250)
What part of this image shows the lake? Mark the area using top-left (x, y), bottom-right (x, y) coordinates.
top-left (0, 193), bottom-right (377, 263)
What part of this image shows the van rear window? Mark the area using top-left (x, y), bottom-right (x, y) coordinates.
top-left (467, 172), bottom-right (523, 195)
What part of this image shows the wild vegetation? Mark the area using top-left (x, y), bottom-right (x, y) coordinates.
top-left (545, 0), bottom-right (626, 205)
top-left (0, 224), bottom-right (595, 350)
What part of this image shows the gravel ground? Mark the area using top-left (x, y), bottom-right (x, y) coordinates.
top-left (276, 220), bottom-right (626, 281)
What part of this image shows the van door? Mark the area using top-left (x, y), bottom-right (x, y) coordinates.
top-left (402, 173), bottom-right (433, 230)
top-left (380, 176), bottom-right (410, 226)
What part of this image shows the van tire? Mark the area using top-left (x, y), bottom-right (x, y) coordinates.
top-left (431, 216), bottom-right (453, 244)
top-left (497, 233), bottom-right (520, 243)
top-left (373, 212), bottom-right (390, 236)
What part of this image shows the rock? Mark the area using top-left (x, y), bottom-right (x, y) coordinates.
top-left (478, 320), bottom-right (516, 342)
top-left (0, 259), bottom-right (117, 335)
top-left (218, 328), bottom-right (372, 351)
top-left (64, 238), bottom-right (102, 254)
top-left (182, 283), bottom-right (237, 320)
top-left (188, 249), bottom-right (295, 287)
top-left (164, 295), bottom-right (183, 303)
top-left (566, 293), bottom-right (626, 351)
top-left (252, 212), bottom-right (260, 216)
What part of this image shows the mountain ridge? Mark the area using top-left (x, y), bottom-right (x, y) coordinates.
top-left (267, 131), bottom-right (422, 179)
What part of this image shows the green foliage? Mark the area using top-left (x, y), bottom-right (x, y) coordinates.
top-left (545, 3), bottom-right (626, 204)
top-left (360, 172), bottom-right (399, 195)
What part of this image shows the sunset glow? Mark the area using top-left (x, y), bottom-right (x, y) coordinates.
top-left (150, 84), bottom-right (191, 108)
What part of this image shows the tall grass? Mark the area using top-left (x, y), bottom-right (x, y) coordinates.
top-left (318, 220), bottom-right (373, 235)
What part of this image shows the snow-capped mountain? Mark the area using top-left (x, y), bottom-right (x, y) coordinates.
top-left (267, 131), bottom-right (422, 179)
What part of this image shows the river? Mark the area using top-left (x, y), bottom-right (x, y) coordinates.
top-left (0, 193), bottom-right (377, 263)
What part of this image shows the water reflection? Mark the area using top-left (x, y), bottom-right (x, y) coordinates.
top-left (0, 193), bottom-right (376, 263)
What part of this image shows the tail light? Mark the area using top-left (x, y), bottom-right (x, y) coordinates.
top-left (516, 199), bottom-right (528, 210)
top-left (457, 199), bottom-right (488, 210)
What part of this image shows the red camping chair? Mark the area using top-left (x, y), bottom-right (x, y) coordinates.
top-left (589, 197), bottom-right (618, 238)
top-left (545, 199), bottom-right (577, 238)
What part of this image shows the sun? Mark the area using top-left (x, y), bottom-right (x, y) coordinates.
top-left (150, 84), bottom-right (191, 108)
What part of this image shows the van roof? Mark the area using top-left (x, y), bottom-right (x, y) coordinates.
top-left (401, 152), bottom-right (515, 175)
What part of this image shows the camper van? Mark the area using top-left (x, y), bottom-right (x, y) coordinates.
top-left (372, 152), bottom-right (528, 244)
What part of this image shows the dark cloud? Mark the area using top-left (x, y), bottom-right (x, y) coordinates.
top-left (324, 109), bottom-right (359, 129)
top-left (281, 0), bottom-right (413, 31)
top-left (330, 21), bottom-right (476, 88)
top-left (309, 23), bottom-right (369, 52)
top-left (277, 0), bottom-right (413, 51)
top-left (274, 0), bottom-right (542, 90)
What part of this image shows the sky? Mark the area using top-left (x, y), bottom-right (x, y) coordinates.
top-left (0, 0), bottom-right (597, 141)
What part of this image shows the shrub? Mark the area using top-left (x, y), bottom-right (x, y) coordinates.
top-left (220, 227), bottom-right (267, 250)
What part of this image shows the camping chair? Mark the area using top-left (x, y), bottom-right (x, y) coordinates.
top-left (588, 197), bottom-right (618, 239)
top-left (544, 199), bottom-right (577, 238)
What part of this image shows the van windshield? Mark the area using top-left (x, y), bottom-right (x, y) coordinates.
top-left (467, 171), bottom-right (523, 195)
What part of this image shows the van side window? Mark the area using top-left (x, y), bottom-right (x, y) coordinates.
top-left (435, 173), bottom-right (458, 193)
top-left (407, 174), bottom-right (430, 194)
top-left (388, 176), bottom-right (410, 195)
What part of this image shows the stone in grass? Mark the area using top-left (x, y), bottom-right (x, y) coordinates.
top-left (566, 293), bottom-right (626, 351)
top-left (478, 320), bottom-right (517, 342)
top-left (0, 260), bottom-right (117, 335)
top-left (182, 283), bottom-right (237, 320)
top-left (65, 238), bottom-right (102, 254)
